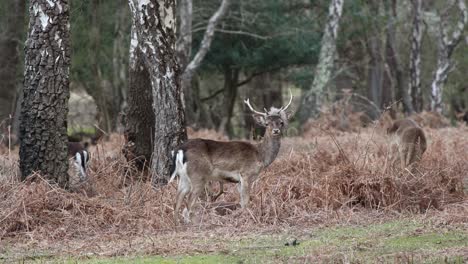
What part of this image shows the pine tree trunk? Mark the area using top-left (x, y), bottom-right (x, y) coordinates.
top-left (409, 0), bottom-right (423, 112)
top-left (112, 0), bottom-right (130, 127)
top-left (19, 0), bottom-right (71, 187)
top-left (365, 0), bottom-right (384, 119)
top-left (298, 0), bottom-right (344, 123)
top-left (385, 0), bottom-right (413, 115)
top-left (0, 0), bottom-right (26, 121)
top-left (124, 23), bottom-right (154, 170)
top-left (218, 67), bottom-right (239, 137)
top-left (129, 0), bottom-right (187, 185)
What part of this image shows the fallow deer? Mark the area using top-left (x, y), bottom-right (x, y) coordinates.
top-left (68, 141), bottom-right (90, 181)
top-left (169, 91), bottom-right (293, 223)
top-left (387, 118), bottom-right (427, 170)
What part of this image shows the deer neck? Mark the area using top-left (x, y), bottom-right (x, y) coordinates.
top-left (257, 133), bottom-right (281, 168)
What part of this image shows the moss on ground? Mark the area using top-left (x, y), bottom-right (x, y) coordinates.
top-left (9, 219), bottom-right (468, 263)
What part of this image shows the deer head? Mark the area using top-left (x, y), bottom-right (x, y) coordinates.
top-left (244, 89), bottom-right (293, 137)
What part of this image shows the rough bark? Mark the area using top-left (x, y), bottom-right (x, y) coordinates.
top-left (19, 0), bottom-right (71, 187)
top-left (129, 0), bottom-right (187, 185)
top-left (0, 0), bottom-right (26, 122)
top-left (409, 0), bottom-right (423, 112)
top-left (179, 0), bottom-right (230, 126)
top-left (124, 23), bottom-right (154, 170)
top-left (298, 0), bottom-right (344, 123)
top-left (430, 0), bottom-right (467, 113)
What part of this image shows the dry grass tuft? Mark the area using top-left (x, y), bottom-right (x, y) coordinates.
top-left (0, 125), bottom-right (466, 254)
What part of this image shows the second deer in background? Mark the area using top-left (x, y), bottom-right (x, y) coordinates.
top-left (387, 118), bottom-right (427, 170)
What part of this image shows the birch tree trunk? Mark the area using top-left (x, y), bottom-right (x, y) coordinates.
top-left (409, 0), bottom-right (423, 112)
top-left (124, 23), bottom-right (155, 170)
top-left (129, 0), bottom-right (187, 184)
top-left (19, 0), bottom-right (70, 187)
top-left (178, 0), bottom-right (230, 125)
top-left (430, 0), bottom-right (467, 113)
top-left (298, 0), bottom-right (344, 123)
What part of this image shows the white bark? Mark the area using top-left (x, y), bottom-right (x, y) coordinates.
top-left (176, 0), bottom-right (192, 69)
top-left (178, 0), bottom-right (230, 123)
top-left (430, 0), bottom-right (467, 113)
top-left (129, 0), bottom-right (187, 182)
top-left (183, 0), bottom-right (229, 76)
top-left (299, 0), bottom-right (344, 121)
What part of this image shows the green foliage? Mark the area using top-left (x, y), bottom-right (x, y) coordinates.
top-left (70, 0), bottom-right (130, 91)
top-left (194, 0), bottom-right (322, 77)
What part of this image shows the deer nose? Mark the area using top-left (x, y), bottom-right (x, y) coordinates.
top-left (272, 128), bottom-right (281, 135)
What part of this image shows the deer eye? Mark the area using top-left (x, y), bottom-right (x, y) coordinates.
top-left (280, 121), bottom-right (284, 126)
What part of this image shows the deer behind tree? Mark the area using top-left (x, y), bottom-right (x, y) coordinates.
top-left (387, 118), bottom-right (427, 170)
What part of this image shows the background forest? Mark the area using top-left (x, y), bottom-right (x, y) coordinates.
top-left (1, 0), bottom-right (467, 138)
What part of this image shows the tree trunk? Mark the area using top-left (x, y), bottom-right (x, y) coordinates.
top-left (129, 0), bottom-right (187, 185)
top-left (385, 0), bottom-right (412, 115)
top-left (112, 0), bottom-right (130, 124)
top-left (365, 0), bottom-right (384, 119)
top-left (124, 23), bottom-right (154, 170)
top-left (179, 0), bottom-right (230, 126)
top-left (218, 67), bottom-right (239, 137)
top-left (177, 0), bottom-right (193, 122)
top-left (0, 0), bottom-right (26, 122)
top-left (19, 0), bottom-right (71, 187)
top-left (430, 0), bottom-right (467, 113)
top-left (298, 0), bottom-right (344, 123)
top-left (408, 0), bottom-right (423, 112)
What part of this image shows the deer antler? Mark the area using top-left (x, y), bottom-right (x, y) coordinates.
top-left (244, 98), bottom-right (267, 116)
top-left (280, 89), bottom-right (293, 112)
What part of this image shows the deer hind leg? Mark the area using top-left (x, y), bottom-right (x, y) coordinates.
top-left (174, 168), bottom-right (192, 224)
top-left (184, 180), bottom-right (204, 223)
top-left (398, 145), bottom-right (408, 170)
top-left (238, 175), bottom-right (251, 209)
top-left (406, 143), bottom-right (416, 169)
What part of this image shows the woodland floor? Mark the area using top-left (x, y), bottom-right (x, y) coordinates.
top-left (1, 122), bottom-right (467, 263)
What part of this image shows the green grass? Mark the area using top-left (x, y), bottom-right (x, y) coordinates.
top-left (8, 219), bottom-right (468, 263)
top-left (67, 126), bottom-right (96, 136)
top-left (77, 254), bottom-right (240, 264)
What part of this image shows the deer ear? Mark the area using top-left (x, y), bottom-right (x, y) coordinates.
top-left (282, 110), bottom-right (293, 121)
top-left (252, 114), bottom-right (267, 127)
